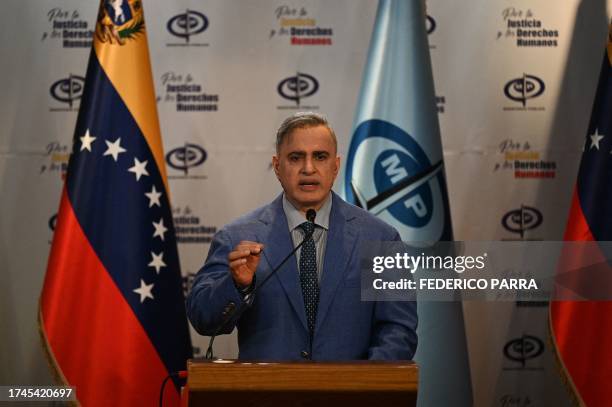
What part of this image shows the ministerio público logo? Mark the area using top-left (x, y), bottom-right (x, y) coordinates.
top-left (166, 9), bottom-right (209, 46)
top-left (276, 72), bottom-right (319, 110)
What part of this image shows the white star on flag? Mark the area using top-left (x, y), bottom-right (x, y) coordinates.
top-left (103, 138), bottom-right (127, 161)
top-left (128, 158), bottom-right (149, 181)
top-left (133, 279), bottom-right (154, 303)
top-left (145, 185), bottom-right (162, 207)
top-left (589, 129), bottom-right (604, 150)
top-left (80, 129), bottom-right (96, 152)
top-left (148, 251), bottom-right (166, 274)
top-left (153, 218), bottom-right (167, 240)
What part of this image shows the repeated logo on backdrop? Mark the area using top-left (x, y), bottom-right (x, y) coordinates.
top-left (48, 213), bottom-right (58, 244)
top-left (49, 74), bottom-right (85, 111)
top-left (426, 15), bottom-right (436, 34)
top-left (48, 214), bottom-right (57, 232)
top-left (269, 5), bottom-right (334, 45)
top-left (277, 72), bottom-right (320, 110)
top-left (426, 14), bottom-right (437, 49)
top-left (502, 202), bottom-right (548, 308)
top-left (493, 138), bottom-right (557, 179)
top-left (41, 7), bottom-right (93, 48)
top-left (503, 74), bottom-right (546, 111)
top-left (502, 334), bottom-right (544, 370)
top-left (166, 9), bottom-right (209, 46)
top-left (497, 7), bottom-right (559, 48)
top-left (158, 71), bottom-right (219, 112)
top-left (165, 143), bottom-right (207, 179)
top-left (501, 205), bottom-right (543, 240)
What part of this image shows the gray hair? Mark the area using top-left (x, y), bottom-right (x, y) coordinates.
top-left (275, 112), bottom-right (337, 153)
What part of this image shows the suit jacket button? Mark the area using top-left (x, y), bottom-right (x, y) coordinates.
top-left (301, 350), bottom-right (310, 359)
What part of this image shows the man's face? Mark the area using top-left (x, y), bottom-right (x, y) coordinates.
top-left (273, 125), bottom-right (340, 213)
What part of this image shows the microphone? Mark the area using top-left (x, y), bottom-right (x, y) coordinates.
top-left (205, 209), bottom-right (317, 360)
top-left (256, 208), bottom-right (316, 291)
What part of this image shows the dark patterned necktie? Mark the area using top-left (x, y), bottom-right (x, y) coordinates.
top-left (299, 221), bottom-right (319, 338)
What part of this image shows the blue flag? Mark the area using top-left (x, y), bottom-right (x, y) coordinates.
top-left (343, 1), bottom-right (472, 405)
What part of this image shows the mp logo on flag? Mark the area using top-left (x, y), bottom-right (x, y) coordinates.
top-left (345, 119), bottom-right (445, 241)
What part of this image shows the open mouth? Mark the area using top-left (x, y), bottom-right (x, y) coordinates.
top-left (299, 180), bottom-right (319, 190)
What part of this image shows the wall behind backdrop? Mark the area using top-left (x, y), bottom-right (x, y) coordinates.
top-left (0, 0), bottom-right (609, 405)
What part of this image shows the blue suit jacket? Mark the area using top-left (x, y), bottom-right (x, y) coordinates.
top-left (186, 192), bottom-right (417, 360)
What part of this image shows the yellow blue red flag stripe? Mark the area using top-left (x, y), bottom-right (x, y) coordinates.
top-left (40, 1), bottom-right (192, 405)
top-left (550, 21), bottom-right (612, 407)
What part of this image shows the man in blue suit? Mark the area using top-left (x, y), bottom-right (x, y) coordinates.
top-left (187, 112), bottom-right (417, 360)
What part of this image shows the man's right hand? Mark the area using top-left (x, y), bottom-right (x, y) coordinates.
top-left (228, 240), bottom-right (264, 288)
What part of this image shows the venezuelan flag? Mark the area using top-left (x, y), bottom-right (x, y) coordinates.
top-left (39, 1), bottom-right (192, 405)
top-left (550, 21), bottom-right (612, 407)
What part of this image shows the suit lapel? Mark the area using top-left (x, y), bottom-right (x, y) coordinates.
top-left (316, 194), bottom-right (358, 332)
top-left (256, 195), bottom-right (308, 333)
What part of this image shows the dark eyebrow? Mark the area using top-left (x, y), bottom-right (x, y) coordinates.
top-left (286, 150), bottom-right (331, 157)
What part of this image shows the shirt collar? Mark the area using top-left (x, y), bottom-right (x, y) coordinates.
top-left (282, 193), bottom-right (332, 231)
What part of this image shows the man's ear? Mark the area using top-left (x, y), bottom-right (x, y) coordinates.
top-left (272, 155), bottom-right (280, 179)
top-left (333, 155), bottom-right (340, 178)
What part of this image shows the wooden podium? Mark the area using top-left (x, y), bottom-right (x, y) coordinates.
top-left (185, 359), bottom-right (418, 406)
